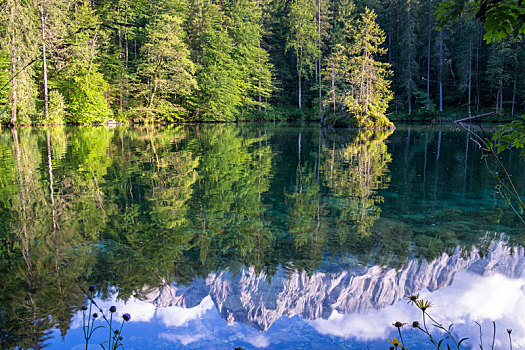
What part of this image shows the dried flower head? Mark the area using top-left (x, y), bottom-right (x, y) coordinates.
top-left (114, 329), bottom-right (120, 335)
top-left (412, 321), bottom-right (420, 328)
top-left (393, 321), bottom-right (404, 328)
top-left (122, 313), bottom-right (131, 322)
top-left (81, 306), bottom-right (88, 311)
top-left (88, 285), bottom-right (96, 293)
top-left (507, 329), bottom-right (512, 334)
top-left (109, 306), bottom-right (117, 313)
top-left (92, 313), bottom-right (98, 319)
top-left (407, 293), bottom-right (420, 304)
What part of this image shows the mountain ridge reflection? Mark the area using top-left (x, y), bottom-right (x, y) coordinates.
top-left (138, 239), bottom-right (525, 331)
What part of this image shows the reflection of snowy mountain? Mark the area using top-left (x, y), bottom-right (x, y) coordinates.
top-left (141, 241), bottom-right (525, 331)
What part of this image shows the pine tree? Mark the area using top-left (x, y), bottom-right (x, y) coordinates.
top-left (344, 8), bottom-right (393, 128)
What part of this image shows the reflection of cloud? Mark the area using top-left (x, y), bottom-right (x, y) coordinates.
top-left (70, 295), bottom-right (156, 329)
top-left (157, 295), bottom-right (215, 327)
top-left (159, 332), bottom-right (207, 345)
top-left (310, 301), bottom-right (417, 341)
top-left (246, 334), bottom-right (270, 348)
top-left (310, 272), bottom-right (525, 348)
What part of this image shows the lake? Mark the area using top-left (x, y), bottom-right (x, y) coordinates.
top-left (1, 123), bottom-right (524, 349)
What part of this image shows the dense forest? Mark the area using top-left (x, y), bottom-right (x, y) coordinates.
top-left (0, 0), bottom-right (524, 125)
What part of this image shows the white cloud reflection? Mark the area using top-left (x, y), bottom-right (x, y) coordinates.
top-left (157, 295), bottom-right (215, 327)
top-left (159, 332), bottom-right (208, 345)
top-left (309, 271), bottom-right (525, 348)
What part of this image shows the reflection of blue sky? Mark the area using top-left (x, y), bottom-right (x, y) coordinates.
top-left (46, 271), bottom-right (525, 349)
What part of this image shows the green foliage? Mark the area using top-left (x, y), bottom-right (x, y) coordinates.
top-left (436, 0), bottom-right (525, 42)
top-left (494, 116), bottom-right (525, 157)
top-left (48, 90), bottom-right (66, 124)
top-left (59, 1), bottom-right (112, 124)
top-left (139, 11), bottom-right (197, 121)
top-left (62, 68), bottom-right (113, 123)
top-left (287, 0), bottom-right (318, 78)
top-left (324, 8), bottom-right (394, 128)
top-left (0, 0), bottom-right (523, 124)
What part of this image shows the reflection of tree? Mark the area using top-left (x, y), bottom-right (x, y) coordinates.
top-left (1, 125), bottom-right (523, 348)
top-left (186, 125), bottom-right (274, 275)
top-left (323, 129), bottom-right (393, 238)
top-left (0, 129), bottom-right (86, 349)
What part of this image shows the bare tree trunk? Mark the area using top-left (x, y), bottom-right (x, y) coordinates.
top-left (468, 38), bottom-right (472, 116)
top-left (512, 63), bottom-right (517, 116)
top-left (331, 64), bottom-right (335, 116)
top-left (40, 0), bottom-right (49, 120)
top-left (426, 0), bottom-right (432, 109)
top-left (388, 0), bottom-right (392, 64)
top-left (475, 24), bottom-right (481, 112)
top-left (498, 41), bottom-right (504, 113)
top-left (438, 30), bottom-right (443, 112)
top-left (298, 71), bottom-right (302, 108)
top-left (318, 0), bottom-right (322, 113)
top-left (407, 5), bottom-right (412, 115)
top-left (257, 0), bottom-right (262, 112)
top-left (258, 38), bottom-right (262, 112)
top-left (9, 2), bottom-right (17, 126)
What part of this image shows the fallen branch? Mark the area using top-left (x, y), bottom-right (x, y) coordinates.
top-left (454, 111), bottom-right (495, 123)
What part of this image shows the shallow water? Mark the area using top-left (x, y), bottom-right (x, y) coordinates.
top-left (0, 123), bottom-right (524, 349)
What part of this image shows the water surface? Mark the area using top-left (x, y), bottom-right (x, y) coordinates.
top-left (1, 123), bottom-right (524, 349)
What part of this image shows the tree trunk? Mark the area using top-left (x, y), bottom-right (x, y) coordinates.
top-left (318, 0), bottom-right (322, 113)
top-left (258, 38), bottom-right (262, 112)
top-left (426, 1), bottom-right (432, 109)
top-left (388, 0), bottom-right (392, 64)
top-left (331, 64), bottom-right (335, 115)
top-left (438, 30), bottom-right (443, 112)
top-left (468, 38), bottom-right (472, 116)
top-left (512, 63), bottom-right (517, 116)
top-left (407, 6), bottom-right (412, 115)
top-left (40, 0), bottom-right (49, 120)
top-left (9, 2), bottom-right (17, 126)
top-left (298, 71), bottom-right (302, 108)
top-left (475, 24), bottom-right (481, 112)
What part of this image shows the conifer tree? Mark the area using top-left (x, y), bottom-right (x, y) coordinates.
top-left (343, 8), bottom-right (394, 128)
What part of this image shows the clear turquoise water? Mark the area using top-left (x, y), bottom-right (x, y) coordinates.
top-left (1, 123), bottom-right (524, 349)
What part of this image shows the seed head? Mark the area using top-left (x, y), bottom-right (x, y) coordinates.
top-left (109, 306), bottom-right (117, 313)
